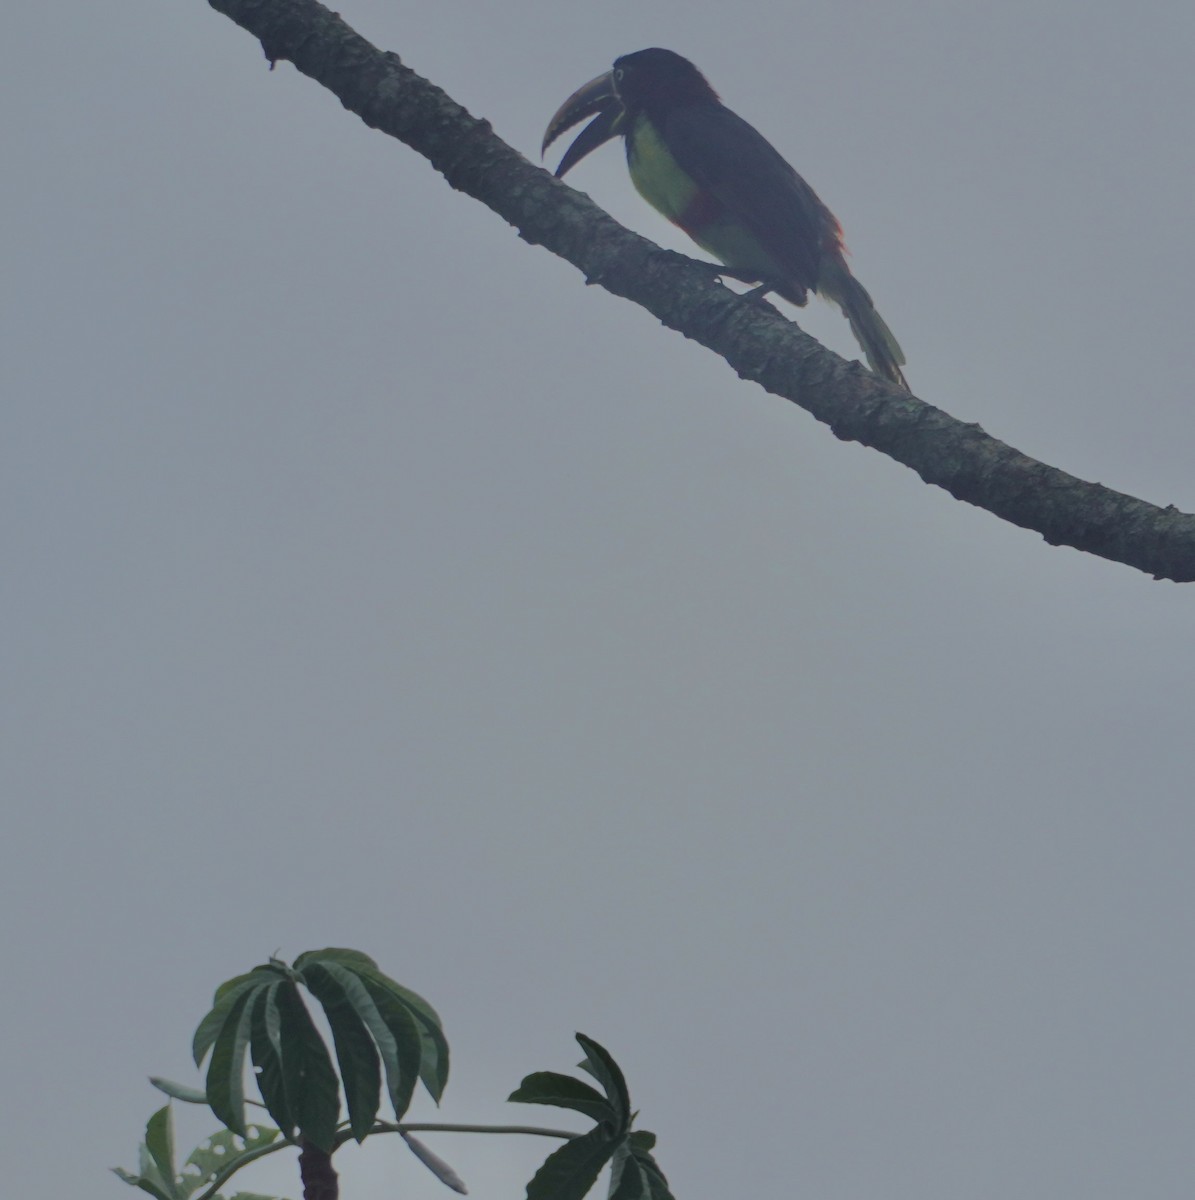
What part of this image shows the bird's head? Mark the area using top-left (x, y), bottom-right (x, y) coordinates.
top-left (542, 48), bottom-right (718, 178)
top-left (609, 49), bottom-right (719, 112)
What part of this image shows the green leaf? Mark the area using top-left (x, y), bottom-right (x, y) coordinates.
top-left (357, 974), bottom-right (430, 1114)
top-left (180, 1126), bottom-right (282, 1200)
top-left (607, 1143), bottom-right (646, 1200)
top-left (298, 962), bottom-right (381, 1142)
top-left (310, 960), bottom-right (414, 1122)
top-left (275, 979), bottom-right (340, 1153)
top-left (145, 1105), bottom-right (177, 1190)
top-left (364, 979), bottom-right (448, 1099)
top-left (303, 951), bottom-right (444, 1032)
top-left (137, 1137), bottom-right (163, 1186)
top-left (249, 982), bottom-right (294, 1138)
top-left (362, 970), bottom-right (444, 1033)
top-left (508, 1071), bottom-right (615, 1123)
top-left (337, 953), bottom-right (449, 1097)
top-left (289, 947), bottom-right (446, 1106)
top-left (112, 1105), bottom-right (190, 1200)
top-left (524, 1124), bottom-right (618, 1200)
top-left (206, 985), bottom-right (257, 1136)
top-left (625, 1134), bottom-right (673, 1200)
top-left (409, 1003), bottom-right (450, 1102)
top-left (575, 1035), bottom-right (631, 1130)
top-left (293, 947), bottom-right (379, 975)
top-left (216, 961), bottom-right (288, 999)
top-left (111, 1167), bottom-right (174, 1200)
top-left (193, 974), bottom-right (262, 1068)
top-left (150, 1078), bottom-right (209, 1105)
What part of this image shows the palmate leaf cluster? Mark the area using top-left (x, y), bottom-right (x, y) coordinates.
top-left (510, 1034), bottom-right (673, 1200)
top-left (116, 948), bottom-right (673, 1200)
top-left (196, 947), bottom-right (448, 1151)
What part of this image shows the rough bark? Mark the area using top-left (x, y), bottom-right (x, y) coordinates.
top-left (299, 1141), bottom-right (338, 1200)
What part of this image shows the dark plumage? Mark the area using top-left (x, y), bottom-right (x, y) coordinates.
top-left (543, 49), bottom-right (907, 389)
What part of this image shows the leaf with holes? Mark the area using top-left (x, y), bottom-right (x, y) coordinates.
top-left (180, 1125), bottom-right (282, 1200)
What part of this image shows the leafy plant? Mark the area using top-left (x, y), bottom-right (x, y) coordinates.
top-left (192, 947), bottom-right (447, 1151)
top-left (115, 948), bottom-right (672, 1200)
top-left (112, 1105), bottom-right (282, 1200)
top-left (510, 1034), bottom-right (672, 1200)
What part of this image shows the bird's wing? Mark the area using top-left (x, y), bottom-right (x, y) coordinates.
top-left (662, 103), bottom-right (841, 292)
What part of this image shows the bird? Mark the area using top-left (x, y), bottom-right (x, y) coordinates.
top-left (542, 48), bottom-right (907, 389)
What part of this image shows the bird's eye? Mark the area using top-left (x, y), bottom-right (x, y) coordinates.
top-left (613, 68), bottom-right (624, 82)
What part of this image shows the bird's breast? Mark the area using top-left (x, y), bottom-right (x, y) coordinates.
top-left (625, 116), bottom-right (703, 227)
top-left (625, 114), bottom-right (782, 284)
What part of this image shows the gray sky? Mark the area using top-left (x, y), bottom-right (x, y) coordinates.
top-left (6, 1), bottom-right (1195, 1198)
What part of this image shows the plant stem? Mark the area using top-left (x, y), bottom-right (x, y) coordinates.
top-left (378, 1121), bottom-right (578, 1139)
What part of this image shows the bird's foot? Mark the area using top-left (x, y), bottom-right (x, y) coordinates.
top-left (653, 250), bottom-right (760, 289)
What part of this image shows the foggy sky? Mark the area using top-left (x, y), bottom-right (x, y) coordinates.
top-left (5, 2), bottom-right (1195, 1198)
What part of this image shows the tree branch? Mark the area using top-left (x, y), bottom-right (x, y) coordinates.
top-left (206, 0), bottom-right (1195, 582)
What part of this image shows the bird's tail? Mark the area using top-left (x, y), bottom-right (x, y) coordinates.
top-left (817, 255), bottom-right (907, 390)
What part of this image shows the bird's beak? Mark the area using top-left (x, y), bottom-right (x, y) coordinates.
top-left (542, 70), bottom-right (625, 177)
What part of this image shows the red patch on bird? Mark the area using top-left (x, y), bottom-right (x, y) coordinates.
top-left (675, 189), bottom-right (725, 236)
